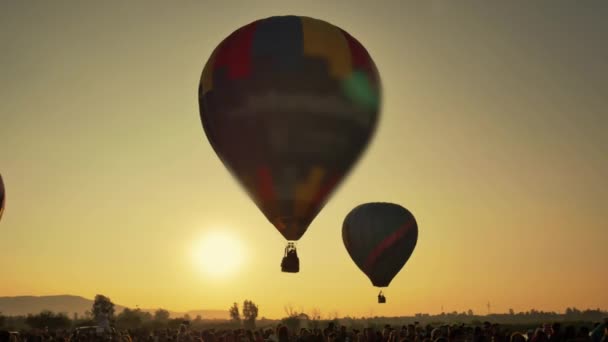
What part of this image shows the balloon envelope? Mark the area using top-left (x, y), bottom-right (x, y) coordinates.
top-left (199, 16), bottom-right (381, 241)
top-left (342, 203), bottom-right (418, 287)
top-left (0, 174), bottom-right (4, 222)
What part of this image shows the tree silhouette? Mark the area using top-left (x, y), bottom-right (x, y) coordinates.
top-left (309, 307), bottom-right (322, 329)
top-left (229, 302), bottom-right (241, 323)
top-left (284, 304), bottom-right (299, 318)
top-left (25, 310), bottom-right (71, 330)
top-left (281, 304), bottom-right (310, 332)
top-left (115, 308), bottom-right (151, 330)
top-left (92, 295), bottom-right (115, 324)
top-left (242, 300), bottom-right (259, 329)
top-left (154, 309), bottom-right (170, 323)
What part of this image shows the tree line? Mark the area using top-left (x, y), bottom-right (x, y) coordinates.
top-left (0, 295), bottom-right (263, 332)
top-left (1, 294), bottom-right (606, 332)
top-left (0, 309), bottom-right (207, 332)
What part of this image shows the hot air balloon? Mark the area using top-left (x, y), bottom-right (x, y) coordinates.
top-left (0, 174), bottom-right (5, 222)
top-left (342, 203), bottom-right (418, 303)
top-left (198, 16), bottom-right (381, 273)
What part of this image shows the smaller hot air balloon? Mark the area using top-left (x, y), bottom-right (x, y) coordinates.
top-left (342, 202), bottom-right (418, 303)
top-left (0, 174), bottom-right (5, 222)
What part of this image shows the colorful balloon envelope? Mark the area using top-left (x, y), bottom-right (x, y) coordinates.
top-left (342, 203), bottom-right (418, 302)
top-left (198, 16), bottom-right (381, 272)
top-left (0, 174), bottom-right (5, 222)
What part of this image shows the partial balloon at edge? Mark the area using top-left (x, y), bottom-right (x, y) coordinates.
top-left (0, 174), bottom-right (5, 223)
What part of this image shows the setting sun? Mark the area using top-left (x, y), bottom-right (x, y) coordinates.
top-left (192, 231), bottom-right (245, 279)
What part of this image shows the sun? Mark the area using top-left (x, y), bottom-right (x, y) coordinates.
top-left (192, 231), bottom-right (245, 278)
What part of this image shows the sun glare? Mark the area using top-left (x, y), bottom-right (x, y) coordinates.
top-left (193, 231), bottom-right (245, 278)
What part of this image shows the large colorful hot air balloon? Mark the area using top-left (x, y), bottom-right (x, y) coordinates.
top-left (198, 16), bottom-right (381, 273)
top-left (0, 174), bottom-right (5, 222)
top-left (342, 203), bottom-right (418, 302)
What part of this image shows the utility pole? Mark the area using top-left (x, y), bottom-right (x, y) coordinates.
top-left (487, 301), bottom-right (491, 315)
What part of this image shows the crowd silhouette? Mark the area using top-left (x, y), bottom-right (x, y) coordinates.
top-left (1, 318), bottom-right (607, 342)
top-left (1, 297), bottom-right (607, 342)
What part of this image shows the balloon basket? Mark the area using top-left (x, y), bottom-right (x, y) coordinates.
top-left (281, 242), bottom-right (300, 273)
top-left (378, 291), bottom-right (386, 304)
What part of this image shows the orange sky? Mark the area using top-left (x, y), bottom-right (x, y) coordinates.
top-left (0, 1), bottom-right (607, 319)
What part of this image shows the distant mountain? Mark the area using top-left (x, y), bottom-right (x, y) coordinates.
top-left (0, 295), bottom-right (228, 319)
top-left (0, 295), bottom-right (113, 317)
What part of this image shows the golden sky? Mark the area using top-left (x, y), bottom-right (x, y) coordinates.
top-left (0, 1), bottom-right (607, 319)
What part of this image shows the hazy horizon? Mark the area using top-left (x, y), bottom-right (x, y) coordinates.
top-left (1, 1), bottom-right (607, 319)
top-left (1, 294), bottom-right (606, 320)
